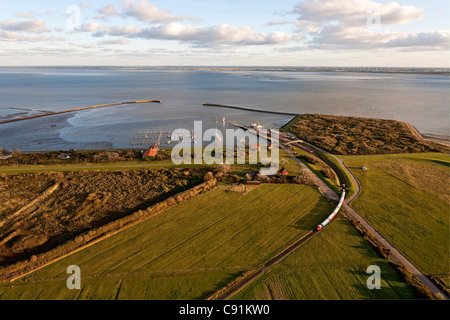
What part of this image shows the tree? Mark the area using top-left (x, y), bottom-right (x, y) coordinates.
top-left (0, 148), bottom-right (9, 156)
top-left (12, 148), bottom-right (21, 157)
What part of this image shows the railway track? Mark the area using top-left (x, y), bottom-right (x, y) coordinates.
top-left (214, 231), bottom-right (318, 300)
top-left (218, 123), bottom-right (448, 300)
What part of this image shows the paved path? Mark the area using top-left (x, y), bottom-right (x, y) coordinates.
top-left (282, 135), bottom-right (448, 299)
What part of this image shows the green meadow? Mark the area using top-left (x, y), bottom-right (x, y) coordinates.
top-left (234, 218), bottom-right (417, 300)
top-left (0, 184), bottom-right (333, 299)
top-left (342, 153), bottom-right (450, 285)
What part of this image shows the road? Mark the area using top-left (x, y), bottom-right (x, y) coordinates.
top-left (283, 133), bottom-right (448, 299)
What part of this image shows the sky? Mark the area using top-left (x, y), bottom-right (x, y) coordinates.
top-left (0, 0), bottom-right (449, 67)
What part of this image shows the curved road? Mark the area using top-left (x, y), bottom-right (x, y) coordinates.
top-left (284, 133), bottom-right (448, 299)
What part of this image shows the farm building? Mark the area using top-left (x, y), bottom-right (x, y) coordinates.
top-left (250, 122), bottom-right (264, 130)
top-left (57, 153), bottom-right (71, 160)
top-left (277, 167), bottom-right (289, 176)
top-left (143, 145), bottom-right (158, 159)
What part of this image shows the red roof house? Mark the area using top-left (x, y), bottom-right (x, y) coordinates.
top-left (143, 145), bottom-right (158, 159)
top-left (277, 167), bottom-right (289, 176)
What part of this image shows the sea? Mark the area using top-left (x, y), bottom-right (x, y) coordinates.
top-left (0, 67), bottom-right (448, 151)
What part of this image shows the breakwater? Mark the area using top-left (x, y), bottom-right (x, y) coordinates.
top-left (203, 103), bottom-right (298, 116)
top-left (0, 100), bottom-right (162, 124)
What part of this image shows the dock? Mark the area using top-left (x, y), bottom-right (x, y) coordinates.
top-left (203, 103), bottom-right (298, 116)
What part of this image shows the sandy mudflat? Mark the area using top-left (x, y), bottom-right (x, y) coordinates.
top-left (0, 113), bottom-right (113, 151)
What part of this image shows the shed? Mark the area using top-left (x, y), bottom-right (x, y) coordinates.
top-left (277, 167), bottom-right (289, 176)
top-left (143, 145), bottom-right (158, 159)
top-left (57, 153), bottom-right (71, 160)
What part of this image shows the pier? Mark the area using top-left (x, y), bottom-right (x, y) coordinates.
top-left (0, 100), bottom-right (162, 125)
top-left (203, 103), bottom-right (298, 116)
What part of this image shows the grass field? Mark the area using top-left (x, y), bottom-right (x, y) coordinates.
top-left (0, 184), bottom-right (334, 299)
top-left (0, 168), bottom-right (207, 266)
top-left (278, 148), bottom-right (304, 176)
top-left (233, 217), bottom-right (418, 300)
top-left (341, 152), bottom-right (450, 286)
top-left (0, 161), bottom-right (262, 176)
top-left (293, 148), bottom-right (341, 193)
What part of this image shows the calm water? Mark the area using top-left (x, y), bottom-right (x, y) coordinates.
top-left (0, 67), bottom-right (448, 151)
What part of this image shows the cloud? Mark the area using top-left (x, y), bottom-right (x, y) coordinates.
top-left (15, 10), bottom-right (53, 18)
top-left (98, 38), bottom-right (130, 45)
top-left (80, 22), bottom-right (103, 32)
top-left (293, 0), bottom-right (424, 29)
top-left (80, 23), bottom-right (142, 36)
top-left (0, 30), bottom-right (62, 42)
top-left (122, 0), bottom-right (198, 23)
top-left (98, 25), bottom-right (142, 37)
top-left (15, 11), bottom-right (36, 19)
top-left (305, 24), bottom-right (450, 50)
top-left (290, 0), bottom-right (447, 51)
top-left (95, 4), bottom-right (119, 20)
top-left (0, 19), bottom-right (49, 33)
top-left (132, 23), bottom-right (299, 46)
top-left (79, 1), bottom-right (90, 10)
top-left (265, 20), bottom-right (291, 26)
top-left (79, 20), bottom-right (299, 47)
top-left (382, 31), bottom-right (450, 49)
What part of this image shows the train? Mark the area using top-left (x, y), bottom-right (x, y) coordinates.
top-left (315, 184), bottom-right (346, 231)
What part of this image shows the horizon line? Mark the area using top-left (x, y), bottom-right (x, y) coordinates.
top-left (1, 65), bottom-right (449, 70)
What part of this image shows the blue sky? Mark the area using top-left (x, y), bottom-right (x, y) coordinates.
top-left (1, 0), bottom-right (449, 66)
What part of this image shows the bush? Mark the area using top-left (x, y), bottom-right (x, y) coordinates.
top-left (289, 114), bottom-right (449, 155)
top-left (321, 167), bottom-right (337, 181)
top-left (214, 164), bottom-right (231, 174)
top-left (204, 172), bottom-right (214, 181)
top-left (293, 169), bottom-right (317, 185)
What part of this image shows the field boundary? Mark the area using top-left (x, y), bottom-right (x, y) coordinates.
top-left (344, 212), bottom-right (448, 300)
top-left (0, 181), bottom-right (61, 229)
